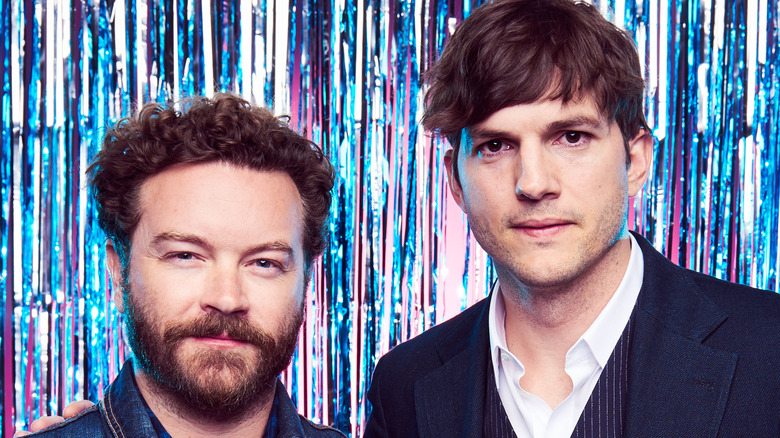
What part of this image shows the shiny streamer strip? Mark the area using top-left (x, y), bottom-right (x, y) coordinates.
top-left (1, 0), bottom-right (778, 436)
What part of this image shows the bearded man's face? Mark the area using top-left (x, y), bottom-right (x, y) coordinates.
top-left (107, 163), bottom-right (309, 420)
top-left (125, 282), bottom-right (303, 421)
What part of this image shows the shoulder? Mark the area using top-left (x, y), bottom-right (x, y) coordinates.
top-left (653, 252), bottom-right (780, 330)
top-left (271, 379), bottom-right (345, 437)
top-left (372, 297), bottom-right (489, 382)
top-left (365, 298), bottom-right (490, 437)
top-left (635, 232), bottom-right (780, 328)
top-left (689, 269), bottom-right (780, 320)
top-left (368, 297), bottom-right (489, 403)
top-left (640, 242), bottom-right (780, 355)
top-left (298, 416), bottom-right (346, 437)
top-left (24, 404), bottom-right (108, 437)
top-left (688, 269), bottom-right (780, 344)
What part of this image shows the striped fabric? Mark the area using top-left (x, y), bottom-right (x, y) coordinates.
top-left (484, 309), bottom-right (636, 438)
top-left (570, 308), bottom-right (635, 438)
top-left (484, 363), bottom-right (519, 438)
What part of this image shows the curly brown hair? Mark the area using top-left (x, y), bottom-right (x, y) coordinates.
top-left (422, 0), bottom-right (649, 183)
top-left (89, 94), bottom-right (334, 274)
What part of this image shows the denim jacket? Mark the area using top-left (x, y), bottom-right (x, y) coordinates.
top-left (30, 360), bottom-right (345, 438)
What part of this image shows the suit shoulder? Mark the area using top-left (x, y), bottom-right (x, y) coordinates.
top-left (369, 296), bottom-right (489, 404)
top-left (638, 235), bottom-right (780, 327)
top-left (375, 297), bottom-right (488, 370)
top-left (678, 268), bottom-right (780, 361)
top-left (688, 269), bottom-right (780, 323)
top-left (366, 298), bottom-right (490, 436)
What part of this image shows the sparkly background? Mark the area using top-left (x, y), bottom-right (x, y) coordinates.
top-left (1, 0), bottom-right (778, 436)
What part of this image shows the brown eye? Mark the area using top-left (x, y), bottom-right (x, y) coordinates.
top-left (564, 132), bottom-right (582, 143)
top-left (482, 140), bottom-right (504, 153)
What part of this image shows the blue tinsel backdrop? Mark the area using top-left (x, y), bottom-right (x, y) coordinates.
top-left (1, 0), bottom-right (779, 436)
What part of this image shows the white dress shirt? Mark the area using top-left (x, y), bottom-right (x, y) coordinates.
top-left (488, 234), bottom-right (644, 438)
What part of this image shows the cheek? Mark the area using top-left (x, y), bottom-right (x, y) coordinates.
top-left (130, 263), bottom-right (200, 314)
top-left (458, 169), bottom-right (506, 207)
top-left (248, 276), bottom-right (305, 322)
top-left (573, 156), bottom-right (628, 192)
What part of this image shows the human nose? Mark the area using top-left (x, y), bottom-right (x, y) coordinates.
top-left (514, 144), bottom-right (559, 200)
top-left (199, 263), bottom-right (250, 315)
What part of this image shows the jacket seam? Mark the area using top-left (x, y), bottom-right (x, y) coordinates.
top-left (101, 390), bottom-right (126, 438)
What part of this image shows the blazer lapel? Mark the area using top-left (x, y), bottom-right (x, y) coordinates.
top-left (625, 234), bottom-right (737, 437)
top-left (414, 297), bottom-right (491, 438)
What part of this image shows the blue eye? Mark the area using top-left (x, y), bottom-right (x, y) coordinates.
top-left (255, 259), bottom-right (275, 269)
top-left (163, 251), bottom-right (200, 265)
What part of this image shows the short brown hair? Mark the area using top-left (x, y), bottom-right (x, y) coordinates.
top-left (423, 0), bottom-right (648, 182)
top-left (89, 94), bottom-right (334, 273)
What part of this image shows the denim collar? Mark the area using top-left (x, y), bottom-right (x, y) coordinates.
top-left (103, 360), bottom-right (304, 438)
top-left (98, 360), bottom-right (160, 437)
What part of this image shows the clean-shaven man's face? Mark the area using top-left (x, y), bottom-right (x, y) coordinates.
top-left (445, 96), bottom-right (651, 291)
top-left (107, 161), bottom-right (307, 421)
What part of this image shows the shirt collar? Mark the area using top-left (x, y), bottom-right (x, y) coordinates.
top-left (489, 271), bottom-right (524, 393)
top-left (133, 371), bottom-right (173, 438)
top-left (580, 233), bottom-right (644, 366)
top-left (488, 234), bottom-right (644, 387)
top-left (489, 277), bottom-right (518, 391)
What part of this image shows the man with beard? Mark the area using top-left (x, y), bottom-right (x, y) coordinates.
top-left (25, 94), bottom-right (344, 437)
top-left (365, 0), bottom-right (780, 437)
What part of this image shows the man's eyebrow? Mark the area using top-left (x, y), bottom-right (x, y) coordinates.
top-left (466, 127), bottom-right (512, 141)
top-left (467, 115), bottom-right (607, 141)
top-left (545, 115), bottom-right (606, 132)
top-left (151, 234), bottom-right (296, 260)
top-left (245, 242), bottom-right (295, 257)
top-left (151, 232), bottom-right (212, 250)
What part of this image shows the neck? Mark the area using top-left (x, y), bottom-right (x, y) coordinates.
top-left (499, 236), bottom-right (632, 364)
top-left (134, 368), bottom-right (275, 438)
top-left (496, 236), bottom-right (632, 409)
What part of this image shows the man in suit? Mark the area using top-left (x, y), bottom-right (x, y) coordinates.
top-left (364, 0), bottom-right (780, 436)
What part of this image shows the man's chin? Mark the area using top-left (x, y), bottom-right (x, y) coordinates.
top-left (124, 289), bottom-right (304, 422)
top-left (184, 346), bottom-right (257, 372)
top-left (190, 361), bottom-right (254, 392)
top-left (139, 349), bottom-right (277, 422)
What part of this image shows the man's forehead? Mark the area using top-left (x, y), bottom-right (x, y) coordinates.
top-left (137, 162), bottom-right (301, 204)
top-left (132, 162), bottom-right (305, 253)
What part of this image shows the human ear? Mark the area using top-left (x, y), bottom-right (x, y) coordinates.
top-left (626, 129), bottom-right (653, 197)
top-left (444, 149), bottom-right (466, 211)
top-left (105, 242), bottom-right (126, 314)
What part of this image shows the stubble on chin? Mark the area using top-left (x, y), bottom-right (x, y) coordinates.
top-left (175, 346), bottom-right (274, 410)
top-left (124, 286), bottom-right (303, 423)
top-left (471, 202), bottom-right (626, 294)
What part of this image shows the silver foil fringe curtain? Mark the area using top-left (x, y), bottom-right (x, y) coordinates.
top-left (1, 0), bottom-right (779, 435)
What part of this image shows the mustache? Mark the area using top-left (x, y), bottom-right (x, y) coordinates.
top-left (163, 314), bottom-right (275, 349)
